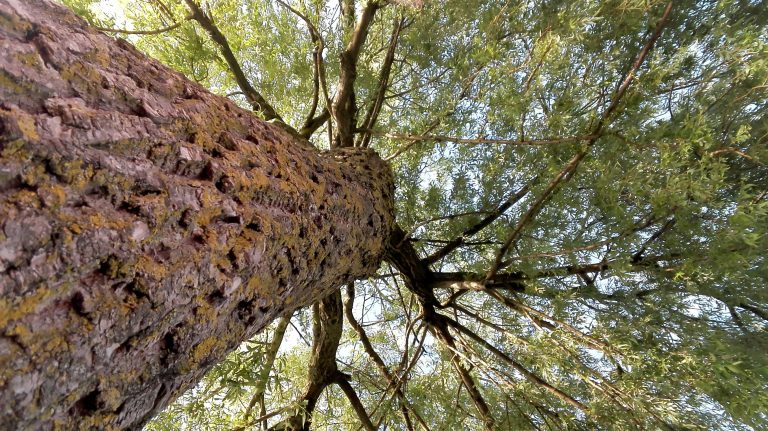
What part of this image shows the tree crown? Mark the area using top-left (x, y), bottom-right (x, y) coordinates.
top-left (63, 0), bottom-right (768, 429)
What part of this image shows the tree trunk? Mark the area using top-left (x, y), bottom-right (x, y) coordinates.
top-left (0, 1), bottom-right (395, 429)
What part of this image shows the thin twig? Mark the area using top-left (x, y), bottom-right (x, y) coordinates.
top-left (95, 19), bottom-right (187, 35)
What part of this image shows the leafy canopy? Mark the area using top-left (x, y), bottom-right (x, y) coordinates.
top-left (64, 0), bottom-right (767, 429)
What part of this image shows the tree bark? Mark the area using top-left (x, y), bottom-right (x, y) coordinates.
top-left (0, 1), bottom-right (395, 429)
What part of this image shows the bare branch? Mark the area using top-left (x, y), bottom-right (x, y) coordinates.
top-left (708, 147), bottom-right (765, 166)
top-left (383, 64), bottom-right (489, 160)
top-left (343, 283), bottom-right (415, 428)
top-left (236, 316), bottom-right (292, 431)
top-left (358, 16), bottom-right (406, 147)
top-left (425, 182), bottom-right (532, 265)
top-left (736, 302), bottom-right (768, 321)
top-left (95, 18), bottom-right (187, 35)
top-left (335, 374), bottom-right (377, 431)
top-left (185, 0), bottom-right (286, 124)
top-left (631, 217), bottom-right (676, 262)
top-left (332, 1), bottom-right (381, 148)
top-left (485, 150), bottom-right (588, 281)
top-left (429, 316), bottom-right (496, 430)
top-left (275, 0), bottom-right (332, 139)
top-left (444, 315), bottom-right (589, 413)
top-left (599, 1), bottom-right (674, 127)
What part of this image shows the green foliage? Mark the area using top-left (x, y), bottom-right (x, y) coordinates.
top-left (62, 0), bottom-right (767, 429)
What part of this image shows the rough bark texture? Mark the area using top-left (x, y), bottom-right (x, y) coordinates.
top-left (0, 1), bottom-right (395, 429)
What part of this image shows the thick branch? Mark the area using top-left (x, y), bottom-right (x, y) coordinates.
top-left (269, 291), bottom-right (344, 431)
top-left (274, 0), bottom-right (331, 139)
top-left (95, 18), bottom-right (187, 35)
top-left (371, 131), bottom-right (599, 147)
top-left (433, 253), bottom-right (683, 295)
top-left (485, 150), bottom-right (589, 281)
top-left (335, 374), bottom-right (377, 431)
top-left (332, 1), bottom-right (380, 148)
top-left (299, 109), bottom-right (331, 139)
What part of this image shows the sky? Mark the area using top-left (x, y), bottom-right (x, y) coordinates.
top-left (90, 0), bottom-right (128, 26)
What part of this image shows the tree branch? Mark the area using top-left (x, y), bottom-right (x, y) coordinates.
top-left (334, 373), bottom-right (377, 431)
top-left (382, 64), bottom-right (489, 161)
top-left (599, 1), bottom-right (674, 127)
top-left (269, 291), bottom-right (344, 430)
top-left (239, 315), bottom-right (291, 430)
top-left (95, 18), bottom-right (187, 35)
top-left (425, 182), bottom-right (532, 265)
top-left (371, 131), bottom-right (599, 147)
top-left (185, 0), bottom-right (286, 124)
top-left (332, 1), bottom-right (381, 148)
top-left (485, 150), bottom-right (589, 281)
top-left (444, 314), bottom-right (589, 413)
top-left (485, 1), bottom-right (674, 282)
top-left (429, 315), bottom-right (495, 430)
top-left (274, 0), bottom-right (332, 139)
top-left (357, 16), bottom-right (406, 147)
top-left (344, 283), bottom-right (416, 429)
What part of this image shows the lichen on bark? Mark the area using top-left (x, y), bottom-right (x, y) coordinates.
top-left (0, 0), bottom-right (395, 429)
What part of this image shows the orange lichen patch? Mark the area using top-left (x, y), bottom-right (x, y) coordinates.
top-left (0, 288), bottom-right (52, 329)
top-left (99, 255), bottom-right (127, 280)
top-left (0, 70), bottom-right (32, 96)
top-left (248, 169), bottom-right (272, 190)
top-left (0, 136), bottom-right (28, 159)
top-left (87, 212), bottom-right (129, 231)
top-left (191, 126), bottom-right (218, 152)
top-left (14, 52), bottom-right (42, 69)
top-left (20, 164), bottom-right (47, 187)
top-left (192, 297), bottom-right (217, 323)
top-left (42, 331), bottom-right (69, 356)
top-left (0, 106), bottom-right (39, 145)
top-left (37, 184), bottom-right (68, 208)
top-left (196, 188), bottom-right (219, 208)
top-left (136, 254), bottom-right (168, 280)
top-left (99, 387), bottom-right (123, 411)
top-left (48, 159), bottom-right (95, 190)
top-left (59, 61), bottom-right (103, 94)
top-left (0, 10), bottom-right (32, 35)
top-left (13, 110), bottom-right (39, 142)
top-left (84, 46), bottom-right (112, 69)
top-left (7, 189), bottom-right (41, 210)
top-left (5, 323), bottom-right (32, 344)
top-left (190, 336), bottom-right (221, 366)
